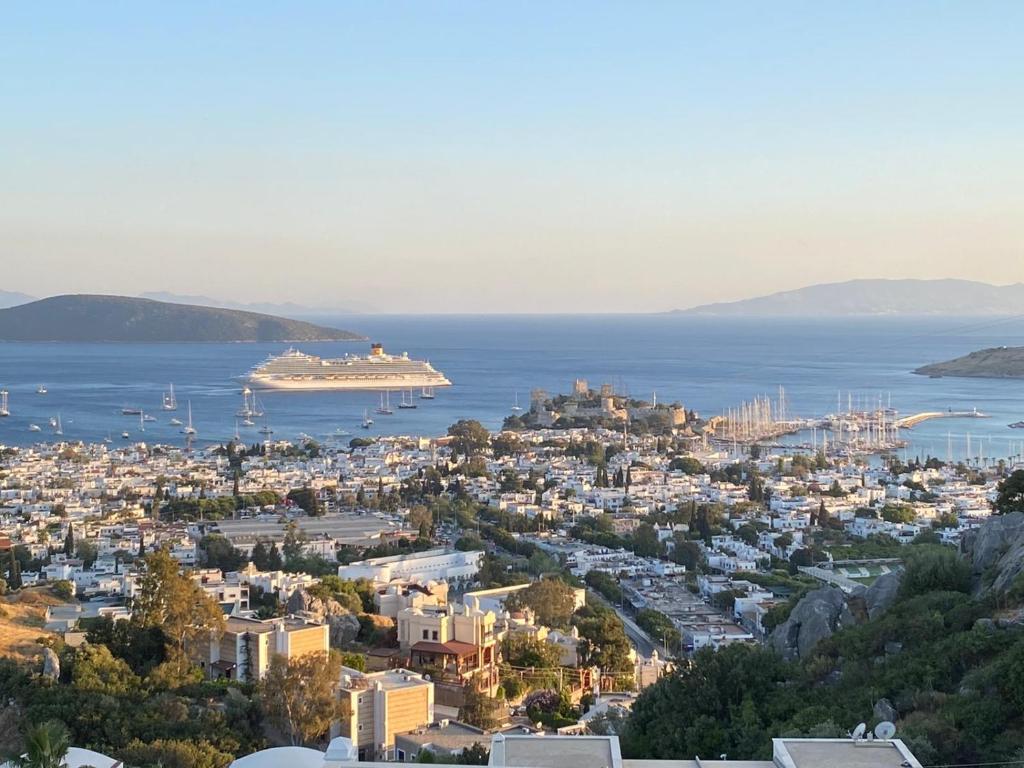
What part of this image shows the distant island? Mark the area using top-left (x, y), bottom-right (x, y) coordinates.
top-left (675, 278), bottom-right (1024, 316)
top-left (0, 289), bottom-right (35, 309)
top-left (0, 295), bottom-right (365, 342)
top-left (913, 347), bottom-right (1024, 379)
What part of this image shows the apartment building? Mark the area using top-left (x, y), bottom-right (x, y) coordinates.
top-left (334, 667), bottom-right (434, 762)
top-left (197, 614), bottom-right (329, 682)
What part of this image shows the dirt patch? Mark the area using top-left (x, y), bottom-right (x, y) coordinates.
top-left (0, 588), bottom-right (60, 662)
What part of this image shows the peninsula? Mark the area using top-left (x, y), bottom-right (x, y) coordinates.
top-left (913, 346), bottom-right (1024, 379)
top-left (0, 294), bottom-right (365, 342)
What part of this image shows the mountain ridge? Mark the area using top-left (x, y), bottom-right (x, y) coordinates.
top-left (674, 279), bottom-right (1024, 316)
top-left (0, 295), bottom-right (365, 342)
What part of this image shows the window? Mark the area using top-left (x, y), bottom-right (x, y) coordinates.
top-left (431, 630), bottom-right (438, 640)
top-left (422, 629), bottom-right (429, 640)
top-left (397, 749), bottom-right (406, 761)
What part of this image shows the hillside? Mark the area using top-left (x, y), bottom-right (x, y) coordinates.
top-left (913, 346), bottom-right (1024, 379)
top-left (675, 279), bottom-right (1024, 316)
top-left (0, 295), bottom-right (365, 342)
top-left (0, 290), bottom-right (34, 309)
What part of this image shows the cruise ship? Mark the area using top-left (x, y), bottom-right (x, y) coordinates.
top-left (245, 344), bottom-right (452, 391)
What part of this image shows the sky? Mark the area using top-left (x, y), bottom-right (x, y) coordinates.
top-left (2, 2), bottom-right (1023, 313)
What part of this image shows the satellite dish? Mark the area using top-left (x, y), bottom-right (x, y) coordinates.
top-left (875, 721), bottom-right (897, 740)
top-left (851, 723), bottom-right (867, 740)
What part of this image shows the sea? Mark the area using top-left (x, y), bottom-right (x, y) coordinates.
top-left (0, 314), bottom-right (1022, 462)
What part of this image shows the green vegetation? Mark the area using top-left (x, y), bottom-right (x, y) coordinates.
top-left (505, 578), bottom-right (577, 629)
top-left (0, 294), bottom-right (362, 342)
top-left (623, 559), bottom-right (1024, 766)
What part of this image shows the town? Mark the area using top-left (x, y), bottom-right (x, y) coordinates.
top-left (2, 378), bottom-right (1014, 767)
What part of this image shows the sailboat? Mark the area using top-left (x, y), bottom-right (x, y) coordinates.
top-left (53, 414), bottom-right (63, 436)
top-left (361, 409), bottom-right (373, 429)
top-left (162, 383), bottom-right (178, 411)
top-left (139, 412), bottom-right (145, 432)
top-left (420, 386), bottom-right (435, 400)
top-left (258, 415), bottom-right (273, 436)
top-left (511, 391), bottom-right (522, 412)
top-left (398, 389), bottom-right (417, 409)
top-left (0, 389), bottom-right (9, 417)
top-left (103, 432), bottom-right (113, 443)
top-left (233, 420), bottom-right (241, 441)
top-left (181, 401), bottom-right (197, 436)
top-left (375, 391), bottom-right (394, 415)
top-left (36, 385), bottom-right (47, 395)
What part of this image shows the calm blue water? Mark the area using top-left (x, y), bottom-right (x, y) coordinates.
top-left (0, 314), bottom-right (1022, 461)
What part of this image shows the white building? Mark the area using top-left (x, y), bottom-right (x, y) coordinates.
top-left (338, 548), bottom-right (483, 585)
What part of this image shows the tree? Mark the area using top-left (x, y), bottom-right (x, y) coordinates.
top-left (63, 524), bottom-right (75, 557)
top-left (8, 721), bottom-right (71, 768)
top-left (447, 420), bottom-right (491, 457)
top-left (993, 470), bottom-right (1024, 515)
top-left (51, 580), bottom-right (74, 601)
top-left (669, 536), bottom-right (705, 572)
top-left (119, 738), bottom-right (234, 768)
top-left (505, 579), bottom-right (577, 629)
top-left (459, 682), bottom-right (500, 729)
top-left (75, 540), bottom-right (98, 568)
top-left (130, 548), bottom-right (225, 658)
top-left (251, 539), bottom-right (283, 571)
top-left (631, 524), bottom-right (663, 558)
top-left (71, 643), bottom-right (141, 695)
top-left (287, 487), bottom-right (324, 516)
top-left (900, 546), bottom-right (970, 598)
top-left (458, 742), bottom-right (490, 764)
top-left (199, 534), bottom-right (245, 572)
top-left (260, 651), bottom-right (345, 746)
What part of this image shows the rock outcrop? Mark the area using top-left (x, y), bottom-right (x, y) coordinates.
top-left (865, 570), bottom-right (903, 618)
top-left (769, 586), bottom-right (857, 661)
top-left (41, 647), bottom-right (60, 680)
top-left (286, 588), bottom-right (362, 647)
top-left (961, 511), bottom-right (1024, 594)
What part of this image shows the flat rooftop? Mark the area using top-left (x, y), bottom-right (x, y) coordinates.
top-left (775, 738), bottom-right (922, 768)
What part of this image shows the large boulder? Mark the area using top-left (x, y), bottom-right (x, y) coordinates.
top-left (769, 586), bottom-right (855, 661)
top-left (41, 647), bottom-right (60, 681)
top-left (286, 588), bottom-right (361, 647)
top-left (961, 511), bottom-right (1024, 594)
top-left (865, 570), bottom-right (903, 619)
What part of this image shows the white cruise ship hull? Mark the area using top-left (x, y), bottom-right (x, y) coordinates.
top-left (248, 375), bottom-right (451, 391)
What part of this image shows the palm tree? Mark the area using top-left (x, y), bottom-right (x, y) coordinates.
top-left (9, 721), bottom-right (70, 768)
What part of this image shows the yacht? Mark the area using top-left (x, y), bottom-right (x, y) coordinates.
top-left (169, 417), bottom-right (183, 427)
top-left (398, 389), bottom-right (417, 409)
top-left (246, 344), bottom-right (451, 391)
top-left (375, 391), bottom-right (394, 415)
top-left (162, 384), bottom-right (178, 411)
top-left (122, 407), bottom-right (142, 416)
top-left (121, 431), bottom-right (131, 440)
top-left (361, 409), bottom-right (373, 429)
top-left (36, 385), bottom-right (47, 395)
top-left (420, 386), bottom-right (436, 400)
top-left (28, 423), bottom-right (41, 432)
top-left (181, 401), bottom-right (197, 436)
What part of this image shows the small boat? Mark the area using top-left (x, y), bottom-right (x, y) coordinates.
top-left (48, 416), bottom-right (58, 428)
top-left (334, 427), bottom-right (351, 437)
top-left (103, 433), bottom-right (113, 444)
top-left (375, 391), bottom-right (394, 415)
top-left (36, 385), bottom-right (47, 395)
top-left (361, 409), bottom-right (373, 429)
top-left (121, 431), bottom-right (130, 439)
top-left (1009, 422), bottom-right (1024, 429)
top-left (241, 417), bottom-right (255, 427)
top-left (259, 422), bottom-right (274, 436)
top-left (143, 413), bottom-right (157, 422)
top-left (420, 386), bottom-right (435, 400)
top-left (169, 417), bottom-right (183, 427)
top-left (398, 389), bottom-right (417, 409)
top-left (122, 407), bottom-right (142, 416)
top-left (162, 383), bottom-right (178, 411)
top-left (0, 389), bottom-right (9, 417)
top-left (28, 423), bottom-right (41, 432)
top-left (181, 401), bottom-right (197, 436)
top-left (511, 391), bottom-right (522, 412)
top-left (53, 415), bottom-right (63, 436)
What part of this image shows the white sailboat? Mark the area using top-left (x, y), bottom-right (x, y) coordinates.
top-left (182, 401), bottom-right (197, 436)
top-left (53, 414), bottom-right (63, 436)
top-left (398, 389), bottom-right (417, 409)
top-left (420, 386), bottom-right (435, 400)
top-left (162, 383), bottom-right (178, 411)
top-left (139, 412), bottom-right (145, 432)
top-left (511, 391), bottom-right (522, 412)
top-left (36, 385), bottom-right (47, 395)
top-left (361, 409), bottom-right (373, 429)
top-left (376, 391), bottom-right (394, 415)
top-left (0, 389), bottom-right (9, 417)
top-left (258, 415), bottom-right (273, 436)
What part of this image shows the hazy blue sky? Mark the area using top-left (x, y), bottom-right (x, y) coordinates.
top-left (2, 2), bottom-right (1022, 312)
